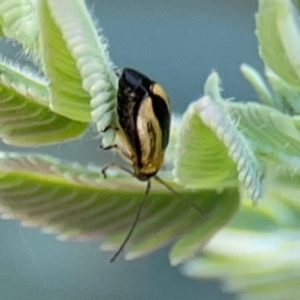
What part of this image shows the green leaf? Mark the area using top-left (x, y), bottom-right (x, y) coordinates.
top-left (0, 152), bottom-right (239, 262)
top-left (174, 73), bottom-right (263, 202)
top-left (0, 0), bottom-right (39, 50)
top-left (183, 227), bottom-right (300, 300)
top-left (37, 0), bottom-right (91, 122)
top-left (174, 98), bottom-right (237, 188)
top-left (169, 188), bottom-right (239, 265)
top-left (164, 114), bottom-right (182, 167)
top-left (297, 0), bottom-right (300, 12)
top-left (37, 0), bottom-right (118, 130)
top-left (228, 204), bottom-right (280, 232)
top-left (227, 101), bottom-right (300, 171)
top-left (256, 0), bottom-right (300, 90)
top-left (182, 167), bottom-right (300, 300)
top-left (264, 170), bottom-right (300, 227)
top-left (265, 68), bottom-right (300, 115)
top-left (240, 64), bottom-right (274, 107)
top-left (0, 59), bottom-right (49, 104)
top-left (0, 60), bottom-right (87, 145)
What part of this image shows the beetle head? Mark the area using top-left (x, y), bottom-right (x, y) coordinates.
top-left (119, 68), bottom-right (152, 99)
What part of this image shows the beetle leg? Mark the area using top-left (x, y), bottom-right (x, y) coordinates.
top-left (99, 143), bottom-right (132, 160)
top-left (101, 125), bottom-right (119, 133)
top-left (101, 163), bottom-right (133, 179)
top-left (100, 144), bottom-right (118, 151)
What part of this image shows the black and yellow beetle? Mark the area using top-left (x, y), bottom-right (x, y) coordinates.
top-left (116, 68), bottom-right (171, 179)
top-left (101, 68), bottom-right (173, 262)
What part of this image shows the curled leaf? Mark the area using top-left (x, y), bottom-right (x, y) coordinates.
top-left (37, 0), bottom-right (118, 145)
top-left (0, 59), bottom-right (86, 145)
top-left (256, 0), bottom-right (300, 90)
top-left (175, 72), bottom-right (263, 202)
top-left (0, 0), bottom-right (39, 50)
top-left (240, 63), bottom-right (274, 107)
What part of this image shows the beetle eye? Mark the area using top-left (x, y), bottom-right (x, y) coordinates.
top-left (123, 69), bottom-right (141, 87)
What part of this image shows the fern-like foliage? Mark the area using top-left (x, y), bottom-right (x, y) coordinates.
top-left (181, 1), bottom-right (300, 299)
top-left (0, 0), bottom-right (299, 299)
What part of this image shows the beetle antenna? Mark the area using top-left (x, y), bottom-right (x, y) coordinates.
top-left (154, 175), bottom-right (202, 215)
top-left (154, 175), bottom-right (180, 196)
top-left (110, 180), bottom-right (151, 263)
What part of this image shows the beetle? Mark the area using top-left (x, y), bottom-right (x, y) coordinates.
top-left (101, 68), bottom-right (173, 262)
top-left (116, 67), bottom-right (171, 179)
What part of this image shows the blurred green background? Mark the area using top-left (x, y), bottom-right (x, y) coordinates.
top-left (0, 0), bottom-right (262, 299)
